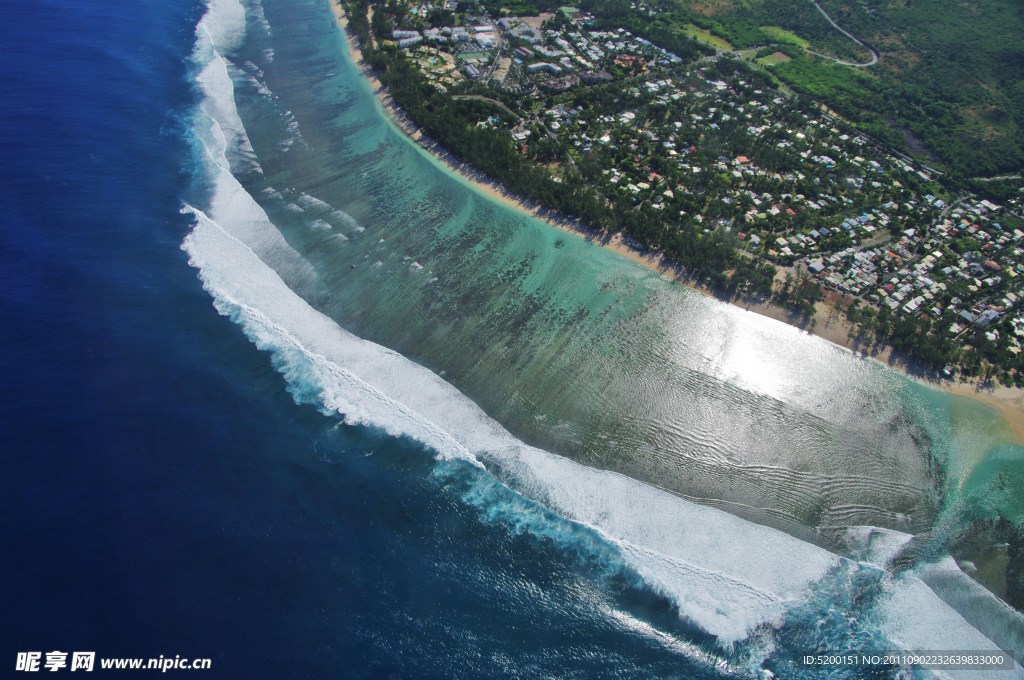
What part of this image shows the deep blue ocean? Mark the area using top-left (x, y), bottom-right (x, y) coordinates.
top-left (3, 0), bottom-right (1023, 677)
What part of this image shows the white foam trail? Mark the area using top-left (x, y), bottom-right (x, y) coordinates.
top-left (492, 444), bottom-right (842, 642)
top-left (297, 192), bottom-right (333, 212)
top-left (242, 71), bottom-right (273, 98)
top-left (242, 60), bottom-right (265, 80)
top-left (602, 607), bottom-right (737, 673)
top-left (845, 525), bottom-right (915, 568)
top-left (182, 212), bottom-right (480, 465)
top-left (195, 0), bottom-right (246, 53)
top-left (249, 0), bottom-right (272, 37)
top-left (196, 51), bottom-right (260, 172)
top-left (329, 209), bottom-right (360, 229)
top-left (877, 571), bottom-right (1023, 678)
top-left (190, 0), bottom-right (318, 304)
top-left (183, 191), bottom-right (838, 642)
top-left (918, 557), bottom-right (1024, 674)
top-left (281, 110), bottom-right (306, 150)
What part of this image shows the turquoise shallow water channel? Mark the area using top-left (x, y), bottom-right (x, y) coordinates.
top-left (192, 0), bottom-right (1024, 661)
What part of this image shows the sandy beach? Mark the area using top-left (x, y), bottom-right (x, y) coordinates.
top-left (946, 381), bottom-right (1024, 440)
top-left (329, 1), bottom-right (1024, 435)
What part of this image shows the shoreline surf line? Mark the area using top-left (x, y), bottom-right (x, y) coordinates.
top-left (328, 0), bottom-right (1024, 440)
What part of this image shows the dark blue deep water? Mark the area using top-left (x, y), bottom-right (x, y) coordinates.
top-left (0, 2), bottom-right (718, 677)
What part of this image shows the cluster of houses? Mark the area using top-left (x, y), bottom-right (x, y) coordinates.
top-left (513, 33), bottom-right (1023, 353)
top-left (382, 0), bottom-right (1024, 359)
top-left (390, 20), bottom-right (500, 83)
top-left (502, 22), bottom-right (683, 90)
top-left (544, 63), bottom-right (942, 244)
top-left (811, 197), bottom-right (1024, 352)
top-left (391, 5), bottom-right (681, 92)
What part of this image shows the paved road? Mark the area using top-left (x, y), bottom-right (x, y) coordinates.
top-left (970, 174), bottom-right (1022, 183)
top-left (808, 0), bottom-right (879, 67)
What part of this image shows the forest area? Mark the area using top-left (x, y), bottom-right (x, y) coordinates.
top-left (656, 0), bottom-right (1024, 178)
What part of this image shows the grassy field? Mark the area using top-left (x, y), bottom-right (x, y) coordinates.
top-left (681, 23), bottom-right (733, 51)
top-left (758, 25), bottom-right (808, 49)
top-left (757, 50), bottom-right (792, 66)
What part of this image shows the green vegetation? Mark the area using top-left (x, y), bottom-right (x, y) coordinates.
top-left (821, 0), bottom-right (1024, 177)
top-left (756, 51), bottom-right (791, 66)
top-left (771, 53), bottom-right (903, 147)
top-left (681, 23), bottom-right (732, 51)
top-left (653, 0), bottom-right (1024, 178)
top-left (758, 25), bottom-right (808, 49)
top-left (480, 0), bottom-right (560, 16)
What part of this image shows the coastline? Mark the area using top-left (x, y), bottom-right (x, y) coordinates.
top-left (329, 1), bottom-right (1024, 436)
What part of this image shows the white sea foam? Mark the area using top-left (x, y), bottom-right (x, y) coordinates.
top-left (249, 0), bottom-right (272, 37)
top-left (196, 52), bottom-right (260, 172)
top-left (189, 193), bottom-right (1020, 652)
top-left (182, 213), bottom-right (480, 464)
top-left (242, 71), bottom-right (273, 98)
top-left (190, 0), bottom-right (317, 296)
top-left (877, 571), bottom-right (1023, 678)
top-left (491, 444), bottom-right (843, 642)
top-left (329, 209), bottom-right (361, 231)
top-left (183, 184), bottom-right (844, 642)
top-left (281, 110), bottom-right (306, 150)
top-left (242, 60), bottom-right (265, 80)
top-left (195, 0), bottom-right (246, 53)
top-left (845, 525), bottom-right (915, 568)
top-left (187, 191), bottom-right (1003, 651)
top-left (603, 607), bottom-right (737, 672)
top-left (918, 557), bottom-right (1024, 673)
top-left (297, 192), bottom-right (333, 212)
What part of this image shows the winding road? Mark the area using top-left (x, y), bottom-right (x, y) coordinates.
top-left (807, 0), bottom-right (879, 67)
